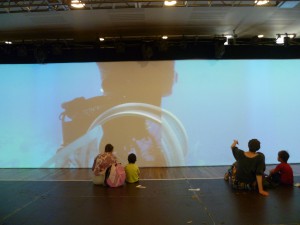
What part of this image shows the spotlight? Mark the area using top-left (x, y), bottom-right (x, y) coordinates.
top-left (224, 35), bottom-right (232, 45)
top-left (251, 35), bottom-right (265, 45)
top-left (164, 1), bottom-right (177, 6)
top-left (288, 34), bottom-right (296, 38)
top-left (52, 44), bottom-right (63, 55)
top-left (276, 34), bottom-right (284, 44)
top-left (276, 33), bottom-right (296, 45)
top-left (34, 46), bottom-right (47, 63)
top-left (255, 0), bottom-right (269, 6)
top-left (214, 37), bottom-right (226, 59)
top-left (70, 0), bottom-right (85, 8)
top-left (158, 40), bottom-right (168, 52)
top-left (142, 44), bottom-right (154, 59)
top-left (17, 45), bottom-right (28, 57)
top-left (115, 42), bottom-right (126, 54)
top-left (284, 36), bottom-right (290, 46)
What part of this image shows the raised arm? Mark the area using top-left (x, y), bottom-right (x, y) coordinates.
top-left (231, 140), bottom-right (239, 149)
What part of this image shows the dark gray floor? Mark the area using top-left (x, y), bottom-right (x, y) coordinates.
top-left (1, 178), bottom-right (300, 225)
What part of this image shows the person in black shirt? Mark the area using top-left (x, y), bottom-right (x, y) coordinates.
top-left (230, 139), bottom-right (269, 196)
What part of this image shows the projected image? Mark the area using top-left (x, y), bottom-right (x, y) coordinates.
top-left (0, 60), bottom-right (299, 168)
top-left (51, 61), bottom-right (187, 167)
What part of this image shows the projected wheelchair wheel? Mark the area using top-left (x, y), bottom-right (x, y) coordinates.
top-left (88, 103), bottom-right (188, 166)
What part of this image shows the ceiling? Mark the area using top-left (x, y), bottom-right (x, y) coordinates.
top-left (1, 0), bottom-right (300, 63)
top-left (1, 0), bottom-right (300, 42)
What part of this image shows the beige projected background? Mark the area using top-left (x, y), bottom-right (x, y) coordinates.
top-left (43, 61), bottom-right (188, 168)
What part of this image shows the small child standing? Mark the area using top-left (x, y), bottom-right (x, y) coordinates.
top-left (125, 153), bottom-right (140, 183)
top-left (269, 150), bottom-right (294, 186)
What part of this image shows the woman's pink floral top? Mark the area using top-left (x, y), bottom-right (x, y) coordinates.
top-left (93, 152), bottom-right (117, 176)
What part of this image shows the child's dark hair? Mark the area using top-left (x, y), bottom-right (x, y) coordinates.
top-left (104, 144), bottom-right (114, 152)
top-left (248, 139), bottom-right (260, 152)
top-left (128, 153), bottom-right (137, 164)
top-left (278, 150), bottom-right (289, 163)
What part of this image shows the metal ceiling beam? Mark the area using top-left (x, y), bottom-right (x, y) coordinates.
top-left (0, 0), bottom-right (285, 13)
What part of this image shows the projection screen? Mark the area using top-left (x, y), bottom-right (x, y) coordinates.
top-left (0, 59), bottom-right (299, 168)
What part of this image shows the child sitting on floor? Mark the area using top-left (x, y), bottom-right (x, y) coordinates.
top-left (125, 153), bottom-right (140, 183)
top-left (268, 150), bottom-right (294, 186)
top-left (224, 161), bottom-right (237, 182)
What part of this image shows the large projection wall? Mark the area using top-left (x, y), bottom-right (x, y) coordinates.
top-left (0, 60), bottom-right (299, 168)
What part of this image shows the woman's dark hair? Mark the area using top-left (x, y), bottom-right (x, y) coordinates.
top-left (104, 144), bottom-right (114, 152)
top-left (278, 150), bottom-right (289, 163)
top-left (248, 139), bottom-right (260, 152)
top-left (128, 153), bottom-right (137, 164)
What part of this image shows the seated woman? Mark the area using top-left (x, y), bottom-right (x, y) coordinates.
top-left (92, 143), bottom-right (118, 185)
top-left (229, 139), bottom-right (269, 196)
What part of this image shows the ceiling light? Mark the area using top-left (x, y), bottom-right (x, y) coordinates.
top-left (214, 39), bottom-right (226, 58)
top-left (162, 36), bottom-right (168, 40)
top-left (224, 35), bottom-right (233, 39)
top-left (257, 34), bottom-right (264, 38)
top-left (288, 34), bottom-right (296, 38)
top-left (276, 35), bottom-right (284, 44)
top-left (71, 0), bottom-right (85, 8)
top-left (223, 35), bottom-right (232, 45)
top-left (255, 0), bottom-right (269, 6)
top-left (276, 33), bottom-right (296, 44)
top-left (164, 1), bottom-right (177, 6)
